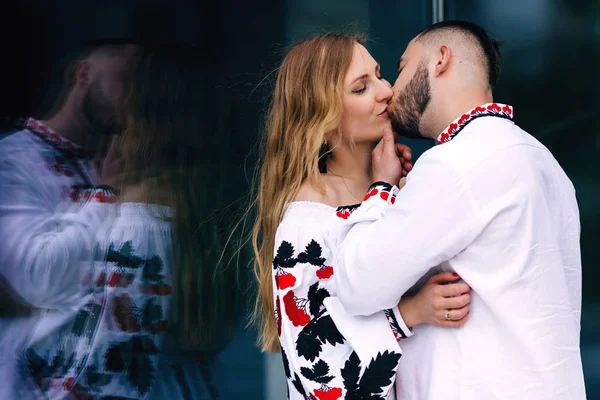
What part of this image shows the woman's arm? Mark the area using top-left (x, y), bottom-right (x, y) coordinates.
top-left (398, 271), bottom-right (471, 329)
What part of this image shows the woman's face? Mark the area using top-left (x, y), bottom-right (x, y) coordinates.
top-left (338, 43), bottom-right (393, 145)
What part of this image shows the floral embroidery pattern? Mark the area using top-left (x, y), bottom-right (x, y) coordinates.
top-left (383, 309), bottom-right (408, 343)
top-left (273, 241), bottom-right (298, 290)
top-left (364, 182), bottom-right (398, 205)
top-left (335, 204), bottom-right (359, 220)
top-left (437, 103), bottom-right (514, 144)
top-left (23, 118), bottom-right (88, 157)
top-left (340, 351), bottom-right (402, 400)
top-left (47, 155), bottom-right (76, 177)
top-left (274, 237), bottom-right (402, 399)
top-left (68, 186), bottom-right (118, 204)
top-left (24, 240), bottom-right (171, 398)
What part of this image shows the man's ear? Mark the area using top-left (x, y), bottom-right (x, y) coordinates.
top-left (432, 45), bottom-right (452, 77)
top-left (74, 60), bottom-right (91, 87)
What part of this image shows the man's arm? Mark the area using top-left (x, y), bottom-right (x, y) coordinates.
top-left (334, 153), bottom-right (484, 316)
top-left (0, 159), bottom-right (116, 309)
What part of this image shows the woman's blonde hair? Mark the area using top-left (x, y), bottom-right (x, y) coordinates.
top-left (252, 33), bottom-right (364, 352)
top-left (118, 45), bottom-right (243, 352)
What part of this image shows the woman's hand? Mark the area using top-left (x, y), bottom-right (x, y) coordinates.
top-left (398, 271), bottom-right (471, 328)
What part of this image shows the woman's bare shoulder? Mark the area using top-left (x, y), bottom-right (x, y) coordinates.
top-left (293, 176), bottom-right (348, 208)
top-left (294, 180), bottom-right (328, 203)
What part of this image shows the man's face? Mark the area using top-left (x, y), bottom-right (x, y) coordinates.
top-left (82, 46), bottom-right (138, 134)
top-left (82, 73), bottom-right (118, 134)
top-left (388, 40), bottom-right (431, 140)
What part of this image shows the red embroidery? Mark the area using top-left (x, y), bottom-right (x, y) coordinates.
top-left (91, 190), bottom-right (118, 204)
top-left (94, 271), bottom-right (107, 287)
top-left (362, 183), bottom-right (397, 206)
top-left (113, 293), bottom-right (142, 332)
top-left (487, 103), bottom-right (501, 112)
top-left (148, 284), bottom-right (173, 296)
top-left (68, 187), bottom-right (118, 204)
top-left (363, 188), bottom-right (378, 201)
top-left (62, 377), bottom-right (76, 391)
top-left (335, 205), bottom-right (359, 220)
top-left (438, 103), bottom-right (514, 144)
top-left (471, 106), bottom-right (486, 115)
top-left (458, 113), bottom-right (470, 124)
top-left (335, 209), bottom-right (351, 220)
top-left (23, 118), bottom-right (88, 157)
top-left (316, 266), bottom-right (334, 280)
top-left (275, 272), bottom-right (296, 290)
top-left (313, 386), bottom-right (343, 400)
top-left (283, 291), bottom-right (311, 327)
top-left (47, 155), bottom-right (79, 178)
top-left (107, 272), bottom-right (135, 287)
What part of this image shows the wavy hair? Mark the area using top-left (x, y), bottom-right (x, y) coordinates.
top-left (118, 44), bottom-right (242, 352)
top-left (251, 33), bottom-right (364, 352)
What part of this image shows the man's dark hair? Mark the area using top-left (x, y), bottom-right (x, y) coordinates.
top-left (36, 38), bottom-right (138, 119)
top-left (417, 20), bottom-right (503, 89)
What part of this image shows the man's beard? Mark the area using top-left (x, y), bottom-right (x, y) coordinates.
top-left (82, 79), bottom-right (118, 134)
top-left (390, 61), bottom-right (431, 140)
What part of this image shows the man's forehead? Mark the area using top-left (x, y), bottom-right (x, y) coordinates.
top-left (404, 40), bottom-right (421, 58)
top-left (398, 41), bottom-right (422, 64)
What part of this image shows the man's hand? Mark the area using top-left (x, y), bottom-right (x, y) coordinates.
top-left (396, 138), bottom-right (413, 178)
top-left (372, 129), bottom-right (413, 186)
top-left (100, 135), bottom-right (125, 188)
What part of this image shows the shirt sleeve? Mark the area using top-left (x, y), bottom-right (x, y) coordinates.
top-left (23, 210), bottom-right (173, 399)
top-left (0, 158), bottom-right (117, 309)
top-left (334, 153), bottom-right (485, 316)
top-left (274, 211), bottom-right (405, 399)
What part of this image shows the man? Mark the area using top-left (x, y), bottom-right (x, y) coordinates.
top-left (0, 39), bottom-right (139, 398)
top-left (334, 20), bottom-right (586, 399)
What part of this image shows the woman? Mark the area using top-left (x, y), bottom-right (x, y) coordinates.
top-left (22, 44), bottom-right (243, 399)
top-left (252, 33), bottom-right (471, 399)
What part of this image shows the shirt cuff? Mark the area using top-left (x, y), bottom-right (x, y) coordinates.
top-left (346, 181), bottom-right (400, 224)
top-left (385, 306), bottom-right (414, 341)
top-left (323, 297), bottom-right (404, 364)
top-left (68, 186), bottom-right (118, 204)
top-left (363, 181), bottom-right (400, 204)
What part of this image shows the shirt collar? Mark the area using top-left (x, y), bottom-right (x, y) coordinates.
top-left (436, 103), bottom-right (514, 145)
top-left (22, 117), bottom-right (89, 157)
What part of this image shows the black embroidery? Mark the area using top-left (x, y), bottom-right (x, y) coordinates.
top-left (341, 350), bottom-right (402, 399)
top-left (297, 240), bottom-right (326, 266)
top-left (291, 372), bottom-right (310, 399)
top-left (383, 308), bottom-right (408, 340)
top-left (276, 237), bottom-right (401, 398)
top-left (307, 282), bottom-right (329, 316)
top-left (273, 241), bottom-right (298, 269)
top-left (296, 312), bottom-right (345, 362)
top-left (85, 364), bottom-right (113, 391)
top-left (106, 241), bottom-right (144, 270)
top-left (25, 347), bottom-right (75, 389)
top-left (301, 359), bottom-right (335, 385)
top-left (103, 336), bottom-right (160, 395)
top-left (282, 348), bottom-right (292, 379)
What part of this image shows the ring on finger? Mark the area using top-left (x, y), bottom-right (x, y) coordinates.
top-left (444, 310), bottom-right (451, 321)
